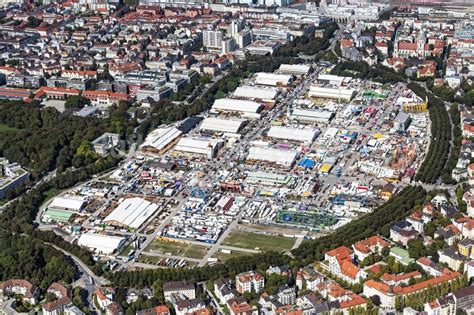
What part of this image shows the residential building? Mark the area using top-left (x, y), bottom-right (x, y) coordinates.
top-left (406, 211), bottom-right (424, 234)
top-left (173, 298), bottom-right (207, 315)
top-left (277, 285), bottom-right (296, 305)
top-left (106, 302), bottom-right (124, 315)
top-left (363, 269), bottom-right (461, 310)
top-left (321, 246), bottom-right (367, 285)
top-left (380, 271), bottom-right (422, 286)
top-left (96, 287), bottom-right (115, 309)
top-left (438, 247), bottom-right (464, 271)
top-left (0, 158), bottom-right (29, 199)
top-left (453, 286), bottom-right (474, 313)
top-left (83, 90), bottom-right (129, 108)
top-left (42, 283), bottom-right (72, 315)
top-left (235, 271), bottom-right (264, 294)
top-left (227, 297), bottom-right (258, 315)
top-left (92, 133), bottom-right (120, 156)
top-left (0, 279), bottom-right (39, 305)
top-left (416, 257), bottom-right (444, 277)
top-left (295, 267), bottom-right (324, 291)
top-left (352, 235), bottom-right (389, 261)
top-left (389, 247), bottom-right (414, 266)
top-left (458, 239), bottom-right (474, 259)
top-left (424, 295), bottom-right (456, 315)
top-left (214, 278), bottom-right (236, 305)
top-left (390, 221), bottom-right (418, 246)
top-left (203, 30), bottom-right (223, 49)
top-left (163, 281), bottom-right (196, 302)
top-left (266, 265), bottom-right (291, 276)
top-left (136, 305), bottom-right (170, 315)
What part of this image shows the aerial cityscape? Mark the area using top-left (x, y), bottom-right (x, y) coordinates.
top-left (0, 0), bottom-right (473, 314)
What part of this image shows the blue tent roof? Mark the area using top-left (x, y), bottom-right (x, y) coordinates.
top-left (298, 158), bottom-right (315, 169)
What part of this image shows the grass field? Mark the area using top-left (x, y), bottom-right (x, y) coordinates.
top-left (222, 231), bottom-right (296, 252)
top-left (0, 124), bottom-right (19, 133)
top-left (212, 250), bottom-right (250, 263)
top-left (145, 239), bottom-right (209, 259)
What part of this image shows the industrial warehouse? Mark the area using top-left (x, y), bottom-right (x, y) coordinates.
top-left (103, 197), bottom-right (159, 229)
top-left (139, 117), bottom-right (203, 155)
top-left (211, 98), bottom-right (263, 117)
top-left (174, 137), bottom-right (224, 158)
top-left (289, 108), bottom-right (335, 124)
top-left (199, 117), bottom-right (247, 134)
top-left (267, 125), bottom-right (320, 143)
top-left (48, 196), bottom-right (86, 212)
top-left (232, 86), bottom-right (280, 103)
top-left (77, 233), bottom-right (126, 255)
top-left (308, 86), bottom-right (356, 101)
top-left (247, 146), bottom-right (299, 169)
top-left (140, 127), bottom-right (183, 155)
top-left (254, 72), bottom-right (293, 87)
top-left (277, 64), bottom-right (312, 76)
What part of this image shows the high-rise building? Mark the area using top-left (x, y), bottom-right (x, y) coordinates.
top-left (236, 29), bottom-right (252, 48)
top-left (221, 38), bottom-right (236, 54)
top-left (228, 20), bottom-right (244, 37)
top-left (203, 30), bottom-right (223, 49)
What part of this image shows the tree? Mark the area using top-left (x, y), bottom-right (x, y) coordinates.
top-left (0, 232), bottom-right (76, 290)
top-left (407, 239), bottom-right (426, 259)
top-left (124, 0), bottom-right (139, 6)
top-left (465, 90), bottom-right (474, 107)
top-left (424, 222), bottom-right (437, 237)
top-left (264, 274), bottom-right (289, 295)
top-left (65, 95), bottom-right (89, 109)
top-left (76, 140), bottom-right (98, 159)
top-left (152, 280), bottom-right (164, 303)
top-left (214, 90), bottom-right (226, 99)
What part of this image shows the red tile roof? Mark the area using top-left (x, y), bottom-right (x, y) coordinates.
top-left (380, 271), bottom-right (421, 283)
top-left (366, 269), bottom-right (461, 296)
top-left (326, 246), bottom-right (353, 259)
top-left (398, 42), bottom-right (417, 50)
top-left (354, 236), bottom-right (389, 254)
top-left (340, 260), bottom-right (360, 280)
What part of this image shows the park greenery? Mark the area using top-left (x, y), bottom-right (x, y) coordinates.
top-left (409, 82), bottom-right (452, 184)
top-left (0, 231), bottom-right (76, 291)
top-left (0, 153), bottom-right (120, 274)
top-left (330, 60), bottom-right (405, 84)
top-left (0, 100), bottom-right (135, 178)
top-left (108, 251), bottom-right (289, 289)
top-left (0, 101), bottom-right (123, 274)
top-left (441, 103), bottom-right (462, 184)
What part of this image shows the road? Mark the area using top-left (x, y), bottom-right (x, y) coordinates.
top-left (47, 242), bottom-right (107, 285)
top-left (199, 218), bottom-right (239, 266)
top-left (329, 23), bottom-right (345, 57)
top-left (201, 281), bottom-right (224, 314)
top-left (48, 242), bottom-right (106, 314)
